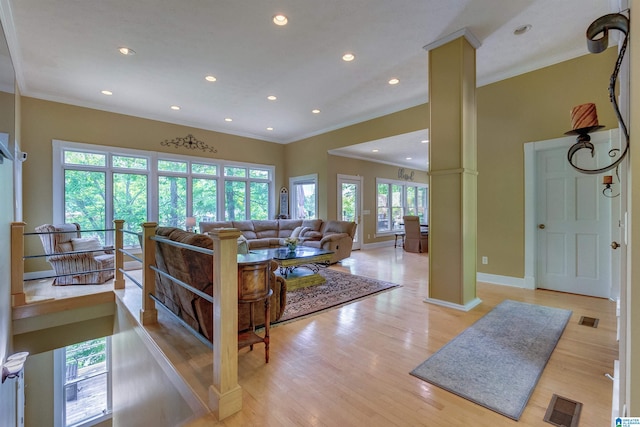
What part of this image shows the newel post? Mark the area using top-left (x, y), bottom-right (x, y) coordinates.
top-left (140, 222), bottom-right (158, 325)
top-left (113, 219), bottom-right (125, 290)
top-left (11, 222), bottom-right (26, 306)
top-left (208, 228), bottom-right (242, 420)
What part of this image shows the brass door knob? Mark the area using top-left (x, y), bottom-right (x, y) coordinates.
top-left (538, 224), bottom-right (545, 229)
top-left (611, 241), bottom-right (620, 250)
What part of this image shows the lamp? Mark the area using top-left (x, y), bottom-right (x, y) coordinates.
top-left (2, 352), bottom-right (29, 383)
top-left (185, 216), bottom-right (196, 232)
top-left (566, 13), bottom-right (630, 178)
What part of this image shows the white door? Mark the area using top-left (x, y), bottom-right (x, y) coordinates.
top-left (536, 144), bottom-right (611, 298)
top-left (337, 174), bottom-right (362, 250)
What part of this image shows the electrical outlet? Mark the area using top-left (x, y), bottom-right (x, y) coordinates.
top-left (367, 234), bottom-right (371, 239)
top-left (482, 256), bottom-right (488, 265)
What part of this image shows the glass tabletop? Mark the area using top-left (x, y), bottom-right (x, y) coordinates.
top-left (250, 247), bottom-right (333, 261)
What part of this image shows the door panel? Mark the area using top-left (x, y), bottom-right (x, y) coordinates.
top-left (537, 146), bottom-right (611, 298)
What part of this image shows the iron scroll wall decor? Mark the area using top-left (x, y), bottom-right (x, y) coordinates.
top-left (566, 12), bottom-right (630, 175)
top-left (160, 134), bottom-right (218, 153)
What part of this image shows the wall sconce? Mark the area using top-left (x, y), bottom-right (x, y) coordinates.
top-left (185, 216), bottom-right (196, 232)
top-left (2, 352), bottom-right (29, 383)
top-left (566, 13), bottom-right (629, 178)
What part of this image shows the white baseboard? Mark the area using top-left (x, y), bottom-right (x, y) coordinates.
top-left (423, 296), bottom-right (482, 312)
top-left (476, 272), bottom-right (532, 289)
top-left (361, 240), bottom-right (396, 250)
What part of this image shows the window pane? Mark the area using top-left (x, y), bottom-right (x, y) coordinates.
top-left (292, 182), bottom-right (316, 219)
top-left (406, 187), bottom-right (416, 216)
top-left (250, 182), bottom-right (269, 220)
top-left (377, 183), bottom-right (389, 232)
top-left (64, 338), bottom-right (109, 427)
top-left (224, 166), bottom-right (247, 178)
top-left (158, 160), bottom-right (187, 173)
top-left (193, 178), bottom-right (217, 222)
top-left (64, 151), bottom-right (106, 167)
top-left (112, 155), bottom-right (147, 169)
top-left (418, 187), bottom-right (428, 224)
top-left (192, 163), bottom-right (217, 175)
top-left (391, 184), bottom-right (403, 230)
top-left (158, 176), bottom-right (187, 227)
top-left (341, 183), bottom-right (356, 222)
top-left (113, 173), bottom-right (148, 246)
top-left (65, 170), bottom-right (106, 236)
top-left (249, 169), bottom-right (269, 179)
top-left (225, 181), bottom-right (246, 220)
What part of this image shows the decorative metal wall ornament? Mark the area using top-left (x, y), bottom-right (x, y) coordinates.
top-left (566, 12), bottom-right (630, 175)
top-left (160, 134), bottom-right (217, 153)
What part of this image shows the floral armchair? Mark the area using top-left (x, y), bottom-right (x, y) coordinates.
top-left (35, 223), bottom-right (114, 285)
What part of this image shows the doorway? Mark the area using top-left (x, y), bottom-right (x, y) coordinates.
top-left (337, 174), bottom-right (362, 250)
top-left (524, 130), bottom-right (619, 299)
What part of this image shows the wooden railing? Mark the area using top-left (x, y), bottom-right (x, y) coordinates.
top-left (11, 220), bottom-right (243, 420)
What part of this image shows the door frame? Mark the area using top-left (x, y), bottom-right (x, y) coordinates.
top-left (524, 129), bottom-right (620, 298)
top-left (337, 174), bottom-right (363, 250)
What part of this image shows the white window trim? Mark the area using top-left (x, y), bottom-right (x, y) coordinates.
top-left (289, 174), bottom-right (318, 220)
top-left (375, 177), bottom-right (428, 237)
top-left (54, 337), bottom-right (113, 427)
top-left (52, 139), bottom-right (275, 226)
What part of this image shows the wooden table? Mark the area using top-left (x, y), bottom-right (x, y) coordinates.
top-left (237, 253), bottom-right (273, 363)
top-left (250, 247), bottom-right (333, 290)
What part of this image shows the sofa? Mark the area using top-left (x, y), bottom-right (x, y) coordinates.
top-left (153, 227), bottom-right (286, 341)
top-left (199, 219), bottom-right (357, 264)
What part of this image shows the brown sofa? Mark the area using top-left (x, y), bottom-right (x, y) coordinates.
top-left (153, 227), bottom-right (286, 341)
top-left (199, 219), bottom-right (357, 264)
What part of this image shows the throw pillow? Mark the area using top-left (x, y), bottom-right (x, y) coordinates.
top-left (71, 237), bottom-right (103, 252)
top-left (298, 226), bottom-right (311, 237)
top-left (290, 226), bottom-right (304, 239)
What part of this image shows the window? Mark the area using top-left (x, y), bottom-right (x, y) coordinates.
top-left (55, 337), bottom-right (112, 427)
top-left (376, 178), bottom-right (428, 234)
top-left (53, 140), bottom-right (274, 237)
top-left (289, 174), bottom-right (317, 219)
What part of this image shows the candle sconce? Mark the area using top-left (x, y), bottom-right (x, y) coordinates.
top-left (566, 13), bottom-right (630, 187)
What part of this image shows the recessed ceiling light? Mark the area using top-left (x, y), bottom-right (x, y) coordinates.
top-left (267, 127), bottom-right (274, 131)
top-left (514, 24), bottom-right (532, 36)
top-left (342, 53), bottom-right (355, 62)
top-left (312, 109), bottom-right (321, 114)
top-left (421, 139), bottom-right (429, 144)
top-left (372, 149), bottom-right (379, 153)
top-left (273, 14), bottom-right (288, 26)
top-left (118, 47), bottom-right (136, 56)
top-left (388, 78), bottom-right (400, 85)
top-left (101, 90), bottom-right (113, 96)
top-left (406, 157), bottom-right (412, 160)
top-left (224, 118), bottom-right (233, 122)
top-left (205, 75), bottom-right (217, 82)
top-left (170, 105), bottom-right (180, 110)
top-left (267, 95), bottom-right (277, 101)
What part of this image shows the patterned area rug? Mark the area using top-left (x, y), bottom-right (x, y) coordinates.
top-left (410, 300), bottom-right (572, 420)
top-left (275, 268), bottom-right (400, 324)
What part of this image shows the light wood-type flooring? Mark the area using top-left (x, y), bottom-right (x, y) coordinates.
top-left (36, 246), bottom-right (617, 426)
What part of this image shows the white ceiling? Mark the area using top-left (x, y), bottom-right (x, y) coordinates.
top-left (0, 0), bottom-right (616, 169)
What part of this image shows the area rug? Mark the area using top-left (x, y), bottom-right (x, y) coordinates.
top-left (275, 269), bottom-right (400, 324)
top-left (410, 299), bottom-right (572, 420)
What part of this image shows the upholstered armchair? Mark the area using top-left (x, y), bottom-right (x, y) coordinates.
top-left (403, 215), bottom-right (428, 253)
top-left (35, 223), bottom-right (115, 285)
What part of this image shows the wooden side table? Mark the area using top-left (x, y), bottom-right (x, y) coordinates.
top-left (237, 258), bottom-right (273, 363)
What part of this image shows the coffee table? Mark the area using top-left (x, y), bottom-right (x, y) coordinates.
top-left (250, 247), bottom-right (334, 290)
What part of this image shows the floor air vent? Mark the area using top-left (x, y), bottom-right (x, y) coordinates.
top-left (543, 394), bottom-right (582, 427)
top-left (578, 316), bottom-right (599, 328)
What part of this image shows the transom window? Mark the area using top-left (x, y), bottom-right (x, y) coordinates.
top-left (53, 140), bottom-right (274, 242)
top-left (376, 178), bottom-right (428, 234)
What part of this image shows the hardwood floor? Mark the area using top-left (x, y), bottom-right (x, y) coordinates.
top-left (120, 246), bottom-right (617, 427)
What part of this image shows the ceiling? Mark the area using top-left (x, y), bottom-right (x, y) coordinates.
top-left (0, 0), bottom-right (615, 169)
